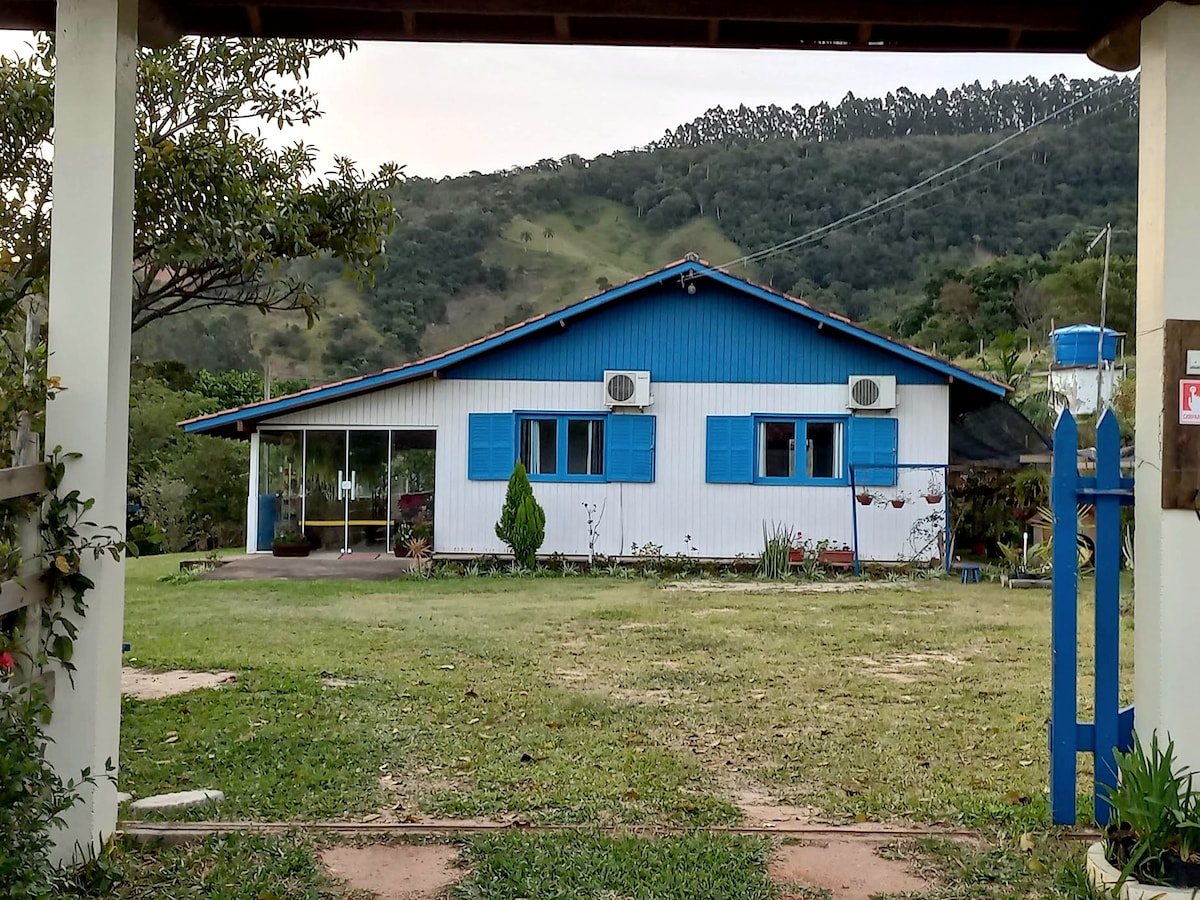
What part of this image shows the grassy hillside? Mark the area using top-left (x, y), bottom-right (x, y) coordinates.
top-left (420, 199), bottom-right (743, 354)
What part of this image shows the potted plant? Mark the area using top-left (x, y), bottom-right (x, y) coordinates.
top-left (405, 536), bottom-right (432, 569)
top-left (890, 493), bottom-right (907, 509)
top-left (817, 543), bottom-right (855, 569)
top-left (856, 490), bottom-right (877, 506)
top-left (271, 527), bottom-right (311, 558)
top-left (1088, 732), bottom-right (1200, 895)
top-left (923, 474), bottom-right (944, 505)
top-left (392, 522), bottom-right (414, 557)
top-left (788, 531), bottom-right (806, 564)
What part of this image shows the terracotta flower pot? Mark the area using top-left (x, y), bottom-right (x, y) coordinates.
top-left (924, 494), bottom-right (943, 504)
top-left (856, 493), bottom-right (873, 506)
top-left (818, 549), bottom-right (855, 568)
top-left (890, 499), bottom-right (906, 508)
top-left (788, 549), bottom-right (805, 563)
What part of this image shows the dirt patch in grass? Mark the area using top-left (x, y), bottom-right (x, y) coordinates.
top-left (322, 843), bottom-right (460, 899)
top-left (851, 651), bottom-right (967, 684)
top-left (770, 841), bottom-right (929, 900)
top-left (732, 784), bottom-right (822, 827)
top-left (121, 667), bottom-right (236, 700)
top-left (664, 581), bottom-right (917, 594)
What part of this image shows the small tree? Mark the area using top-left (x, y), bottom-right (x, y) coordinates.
top-left (495, 461), bottom-right (545, 568)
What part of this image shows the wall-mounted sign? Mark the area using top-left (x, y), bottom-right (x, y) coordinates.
top-left (1181, 379), bottom-right (1200, 424)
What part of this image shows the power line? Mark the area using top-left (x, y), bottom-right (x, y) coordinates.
top-left (718, 81), bottom-right (1135, 271)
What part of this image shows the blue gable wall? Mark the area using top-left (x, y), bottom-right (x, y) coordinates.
top-left (447, 278), bottom-right (944, 385)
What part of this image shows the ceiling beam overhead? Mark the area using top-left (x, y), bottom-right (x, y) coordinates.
top-left (0, 0), bottom-right (1171, 70)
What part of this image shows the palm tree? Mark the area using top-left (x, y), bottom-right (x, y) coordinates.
top-left (519, 230), bottom-right (533, 253)
top-left (978, 332), bottom-right (1065, 431)
top-left (542, 226), bottom-right (555, 253)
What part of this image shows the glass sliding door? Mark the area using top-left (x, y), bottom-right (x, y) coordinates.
top-left (346, 431), bottom-right (389, 552)
top-left (304, 430), bottom-right (347, 551)
top-left (390, 430), bottom-right (436, 554)
top-left (256, 430), bottom-right (303, 551)
top-left (301, 429), bottom-right (392, 553)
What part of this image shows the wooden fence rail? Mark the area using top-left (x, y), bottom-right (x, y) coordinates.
top-left (0, 463), bottom-right (49, 680)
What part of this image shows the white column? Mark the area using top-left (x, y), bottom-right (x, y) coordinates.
top-left (42, 0), bottom-right (138, 861)
top-left (247, 431), bottom-right (261, 552)
top-left (1135, 2), bottom-right (1200, 771)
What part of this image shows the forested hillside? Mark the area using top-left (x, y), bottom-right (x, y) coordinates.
top-left (134, 74), bottom-right (1139, 378)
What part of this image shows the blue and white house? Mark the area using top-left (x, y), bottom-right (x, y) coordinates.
top-left (184, 260), bottom-right (1008, 561)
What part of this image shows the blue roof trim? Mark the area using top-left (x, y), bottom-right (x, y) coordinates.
top-left (183, 261), bottom-right (1005, 434)
top-left (696, 268), bottom-right (1006, 397)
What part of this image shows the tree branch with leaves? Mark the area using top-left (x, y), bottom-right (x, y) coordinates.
top-left (0, 35), bottom-right (402, 333)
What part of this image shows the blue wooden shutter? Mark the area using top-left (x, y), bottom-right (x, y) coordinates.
top-left (606, 414), bottom-right (655, 483)
top-left (467, 413), bottom-right (515, 480)
top-left (848, 416), bottom-right (898, 486)
top-left (705, 416), bottom-right (754, 483)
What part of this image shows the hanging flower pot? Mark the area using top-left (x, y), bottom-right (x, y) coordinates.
top-left (890, 498), bottom-right (906, 509)
top-left (924, 493), bottom-right (943, 504)
top-left (856, 492), bottom-right (874, 506)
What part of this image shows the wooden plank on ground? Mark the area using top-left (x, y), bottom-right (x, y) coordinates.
top-left (0, 463), bottom-right (46, 501)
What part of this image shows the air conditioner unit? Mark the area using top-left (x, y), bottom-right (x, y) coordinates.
top-left (847, 375), bottom-right (897, 411)
top-left (603, 370), bottom-right (652, 408)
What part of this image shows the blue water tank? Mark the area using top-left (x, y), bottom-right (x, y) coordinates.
top-left (1050, 325), bottom-right (1119, 368)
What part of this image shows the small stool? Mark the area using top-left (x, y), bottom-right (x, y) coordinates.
top-left (959, 564), bottom-right (982, 584)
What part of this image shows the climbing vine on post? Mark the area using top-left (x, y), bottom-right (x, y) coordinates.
top-left (0, 306), bottom-right (135, 891)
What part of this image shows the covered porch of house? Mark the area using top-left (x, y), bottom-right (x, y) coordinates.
top-left (7, 0), bottom-right (1199, 863)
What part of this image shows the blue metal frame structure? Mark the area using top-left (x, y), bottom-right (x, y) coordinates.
top-left (1049, 409), bottom-right (1135, 826)
top-left (848, 462), bottom-right (952, 575)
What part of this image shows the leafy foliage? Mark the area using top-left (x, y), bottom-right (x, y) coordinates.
top-left (1106, 732), bottom-right (1200, 886)
top-left (494, 462), bottom-right (546, 568)
top-left (0, 36), bottom-right (399, 333)
top-left (127, 367), bottom-right (256, 552)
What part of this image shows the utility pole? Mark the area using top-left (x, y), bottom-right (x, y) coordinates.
top-left (1087, 223), bottom-right (1113, 415)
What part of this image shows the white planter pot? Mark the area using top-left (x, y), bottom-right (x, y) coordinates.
top-left (1087, 842), bottom-right (1200, 899)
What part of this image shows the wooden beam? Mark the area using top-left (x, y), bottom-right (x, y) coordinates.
top-left (553, 13), bottom-right (569, 38)
top-left (0, 574), bottom-right (49, 618)
top-left (185, 0), bottom-right (1098, 31)
top-left (402, 8), bottom-right (415, 33)
top-left (1007, 26), bottom-right (1022, 48)
top-left (139, 0), bottom-right (185, 47)
top-left (856, 21), bottom-right (872, 44)
top-left (245, 3), bottom-right (263, 33)
top-left (0, 463), bottom-right (46, 502)
top-left (1087, 14), bottom-right (1141, 71)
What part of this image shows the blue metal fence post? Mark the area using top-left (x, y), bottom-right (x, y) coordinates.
top-left (1092, 410), bottom-right (1123, 825)
top-left (850, 464), bottom-right (861, 576)
top-left (1050, 410), bottom-right (1080, 826)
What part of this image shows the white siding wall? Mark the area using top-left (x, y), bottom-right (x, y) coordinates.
top-left (263, 380), bottom-right (949, 560)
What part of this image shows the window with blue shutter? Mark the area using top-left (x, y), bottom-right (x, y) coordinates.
top-left (848, 416), bottom-right (898, 486)
top-left (706, 416), bottom-right (754, 483)
top-left (467, 413), bottom-right (515, 480)
top-left (607, 414), bottom-right (655, 483)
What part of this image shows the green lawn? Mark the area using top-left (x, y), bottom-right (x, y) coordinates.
top-left (119, 555), bottom-right (1132, 831)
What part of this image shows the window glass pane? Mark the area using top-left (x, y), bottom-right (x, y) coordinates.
top-left (520, 418), bottom-right (558, 475)
top-left (761, 421), bottom-right (795, 478)
top-left (567, 419), bottom-right (604, 475)
top-left (806, 422), bottom-right (841, 479)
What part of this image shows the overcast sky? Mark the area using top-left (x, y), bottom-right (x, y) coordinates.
top-left (0, 32), bottom-right (1110, 178)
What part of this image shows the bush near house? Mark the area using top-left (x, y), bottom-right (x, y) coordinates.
top-left (494, 462), bottom-right (546, 567)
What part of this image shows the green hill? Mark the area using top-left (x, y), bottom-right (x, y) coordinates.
top-left (133, 73), bottom-right (1140, 378)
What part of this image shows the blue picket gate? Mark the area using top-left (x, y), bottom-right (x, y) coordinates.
top-left (1049, 409), bottom-right (1135, 826)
